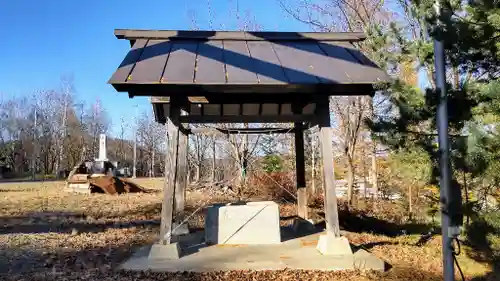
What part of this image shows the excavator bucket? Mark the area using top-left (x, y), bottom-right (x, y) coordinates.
top-left (88, 176), bottom-right (144, 194)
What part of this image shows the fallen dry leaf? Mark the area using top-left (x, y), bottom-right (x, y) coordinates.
top-left (0, 178), bottom-right (497, 281)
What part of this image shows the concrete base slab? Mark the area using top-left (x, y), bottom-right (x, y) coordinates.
top-left (316, 235), bottom-right (353, 257)
top-left (353, 249), bottom-right (385, 271)
top-left (148, 242), bottom-right (181, 260)
top-left (121, 231), bottom-right (387, 272)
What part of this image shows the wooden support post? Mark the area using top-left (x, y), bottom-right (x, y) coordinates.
top-left (159, 103), bottom-right (181, 245)
top-left (294, 122), bottom-right (308, 219)
top-left (174, 131), bottom-right (188, 219)
top-left (317, 97), bottom-right (340, 237)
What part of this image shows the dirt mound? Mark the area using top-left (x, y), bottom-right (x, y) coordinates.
top-left (89, 176), bottom-right (144, 195)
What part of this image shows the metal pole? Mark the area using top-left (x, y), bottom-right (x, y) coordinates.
top-left (433, 1), bottom-right (454, 280)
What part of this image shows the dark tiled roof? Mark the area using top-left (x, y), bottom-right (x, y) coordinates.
top-left (108, 30), bottom-right (389, 93)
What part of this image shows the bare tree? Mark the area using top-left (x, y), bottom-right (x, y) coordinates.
top-left (118, 116), bottom-right (128, 162)
top-left (279, 0), bottom-right (395, 203)
top-left (84, 98), bottom-right (110, 160)
top-left (331, 96), bottom-right (371, 205)
top-left (137, 110), bottom-right (165, 177)
top-left (0, 76), bottom-right (169, 180)
top-left (184, 0), bottom-right (265, 189)
top-left (278, 0), bottom-right (391, 32)
top-left (188, 127), bottom-right (212, 183)
top-left (54, 75), bottom-right (75, 174)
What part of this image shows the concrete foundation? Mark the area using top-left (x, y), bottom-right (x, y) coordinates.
top-left (121, 230), bottom-right (387, 272)
top-left (148, 242), bottom-right (181, 260)
top-left (316, 235), bottom-right (353, 257)
top-left (353, 249), bottom-right (385, 271)
top-left (205, 201), bottom-right (281, 245)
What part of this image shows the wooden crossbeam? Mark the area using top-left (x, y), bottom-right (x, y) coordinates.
top-left (179, 114), bottom-right (315, 124)
top-left (189, 127), bottom-right (295, 135)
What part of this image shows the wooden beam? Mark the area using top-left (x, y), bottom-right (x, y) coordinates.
top-left (179, 114), bottom-right (316, 124)
top-left (150, 94), bottom-right (316, 105)
top-left (189, 127), bottom-right (295, 135)
top-left (159, 102), bottom-right (181, 245)
top-left (115, 83), bottom-right (376, 96)
top-left (294, 122), bottom-right (308, 219)
top-left (317, 96), bottom-right (340, 237)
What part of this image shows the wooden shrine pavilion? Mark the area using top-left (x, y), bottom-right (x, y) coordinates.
top-left (108, 29), bottom-right (390, 251)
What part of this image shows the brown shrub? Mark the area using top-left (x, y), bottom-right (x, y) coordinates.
top-left (308, 192), bottom-right (324, 209)
top-left (246, 171), bottom-right (296, 202)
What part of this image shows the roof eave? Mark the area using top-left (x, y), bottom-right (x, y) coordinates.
top-left (114, 29), bottom-right (367, 42)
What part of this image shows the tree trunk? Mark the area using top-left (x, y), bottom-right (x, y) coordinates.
top-left (195, 164), bottom-right (201, 182)
top-left (346, 158), bottom-right (354, 206)
top-left (369, 97), bottom-right (378, 199)
top-left (311, 131), bottom-right (316, 196)
top-left (362, 144), bottom-right (367, 199)
top-left (241, 152), bottom-right (248, 185)
top-left (242, 123), bottom-right (249, 186)
top-left (408, 184), bottom-right (413, 220)
top-left (211, 139), bottom-right (216, 182)
top-left (463, 171), bottom-right (470, 227)
top-left (152, 149), bottom-right (155, 177)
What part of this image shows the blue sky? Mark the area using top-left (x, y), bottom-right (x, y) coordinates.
top-left (0, 0), bottom-right (307, 137)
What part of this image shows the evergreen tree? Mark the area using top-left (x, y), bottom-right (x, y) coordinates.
top-left (367, 0), bottom-right (499, 217)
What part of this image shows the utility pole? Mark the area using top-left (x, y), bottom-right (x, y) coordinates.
top-left (433, 1), bottom-right (458, 281)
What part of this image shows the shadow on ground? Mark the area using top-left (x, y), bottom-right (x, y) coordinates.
top-left (0, 216), bottom-right (160, 235)
top-left (2, 199), bottom-right (499, 280)
top-left (311, 203), bottom-right (436, 238)
top-left (465, 216), bottom-right (500, 281)
top-left (0, 231), bottom-right (447, 281)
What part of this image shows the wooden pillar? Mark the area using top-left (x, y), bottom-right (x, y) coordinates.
top-left (294, 122), bottom-right (308, 219)
top-left (317, 97), bottom-right (340, 237)
top-left (159, 103), bottom-right (181, 245)
top-left (174, 130), bottom-right (188, 219)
